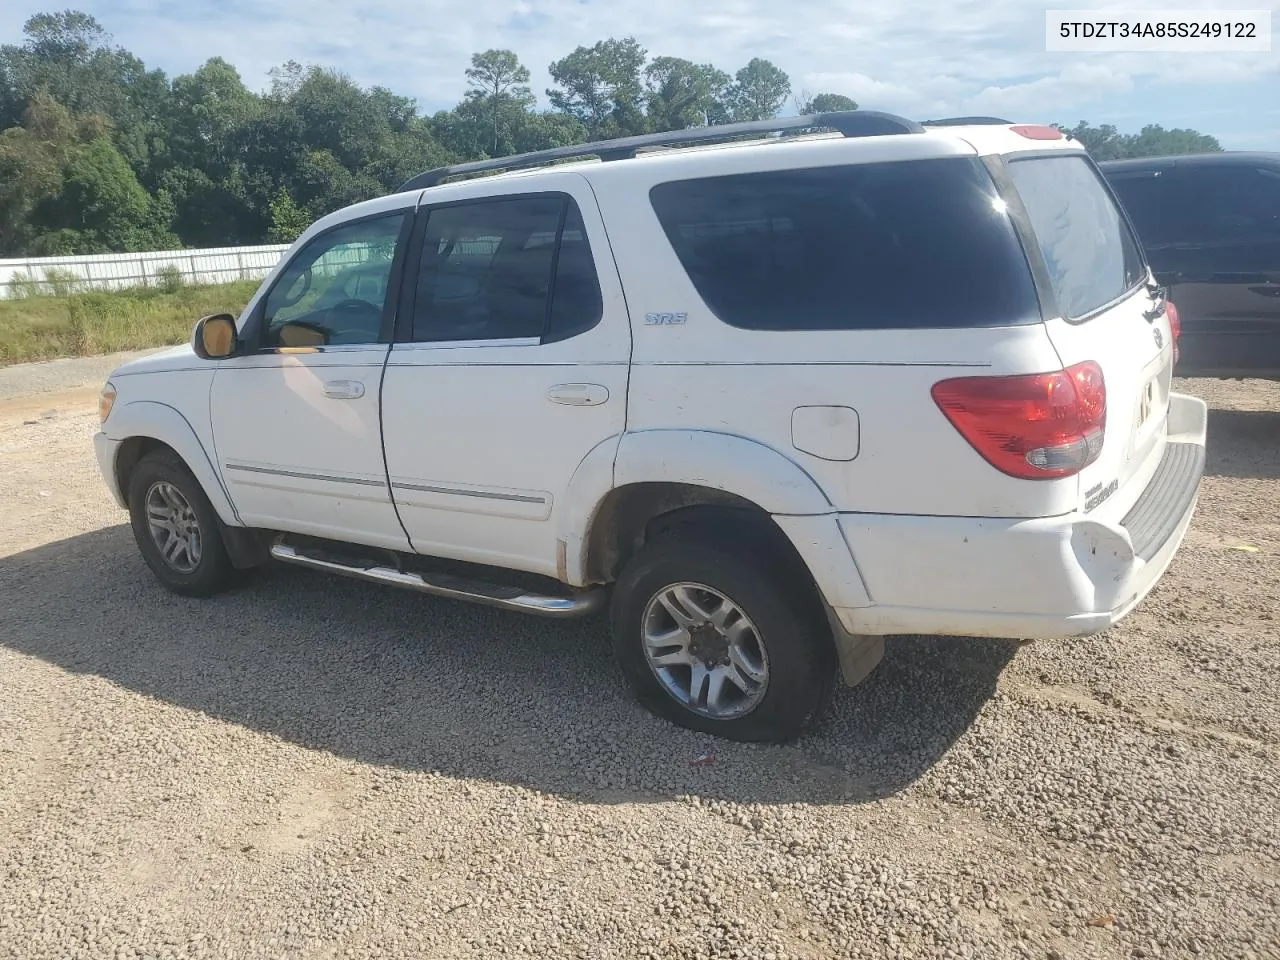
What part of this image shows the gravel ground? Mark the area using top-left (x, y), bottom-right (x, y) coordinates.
top-left (0, 364), bottom-right (1278, 960)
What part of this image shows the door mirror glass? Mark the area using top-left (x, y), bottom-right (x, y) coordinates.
top-left (193, 314), bottom-right (238, 359)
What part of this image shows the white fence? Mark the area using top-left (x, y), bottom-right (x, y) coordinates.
top-left (0, 244), bottom-right (292, 299)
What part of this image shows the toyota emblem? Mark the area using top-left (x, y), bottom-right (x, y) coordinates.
top-left (1153, 327), bottom-right (1164, 349)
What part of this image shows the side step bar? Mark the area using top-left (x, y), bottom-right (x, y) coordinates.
top-left (269, 543), bottom-right (605, 619)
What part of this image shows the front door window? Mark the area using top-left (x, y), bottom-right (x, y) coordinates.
top-left (262, 213), bottom-right (406, 348)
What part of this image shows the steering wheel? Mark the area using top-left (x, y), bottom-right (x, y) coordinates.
top-left (325, 298), bottom-right (382, 338)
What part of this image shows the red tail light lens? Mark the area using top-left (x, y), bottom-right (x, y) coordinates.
top-left (1166, 300), bottom-right (1181, 364)
top-left (1009, 124), bottom-right (1064, 140)
top-left (931, 361), bottom-right (1107, 480)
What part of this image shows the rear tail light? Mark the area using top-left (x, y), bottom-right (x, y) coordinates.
top-left (931, 361), bottom-right (1107, 480)
top-left (1166, 300), bottom-right (1181, 364)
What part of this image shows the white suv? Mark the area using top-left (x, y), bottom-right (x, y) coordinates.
top-left (93, 111), bottom-right (1207, 743)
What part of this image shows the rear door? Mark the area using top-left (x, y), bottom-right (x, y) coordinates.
top-left (379, 179), bottom-right (631, 577)
top-left (1003, 152), bottom-right (1173, 514)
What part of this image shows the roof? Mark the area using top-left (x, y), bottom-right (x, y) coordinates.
top-left (1098, 151), bottom-right (1280, 170)
top-left (394, 112), bottom-right (1079, 196)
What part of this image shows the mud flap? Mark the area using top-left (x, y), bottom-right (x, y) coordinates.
top-left (824, 604), bottom-right (886, 687)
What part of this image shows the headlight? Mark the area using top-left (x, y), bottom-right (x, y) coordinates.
top-left (98, 381), bottom-right (117, 424)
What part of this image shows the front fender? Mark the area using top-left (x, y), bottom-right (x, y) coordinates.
top-left (105, 400), bottom-right (240, 525)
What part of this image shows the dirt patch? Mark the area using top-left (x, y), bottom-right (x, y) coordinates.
top-left (1, 368), bottom-right (1277, 960)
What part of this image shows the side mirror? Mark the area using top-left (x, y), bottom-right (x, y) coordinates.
top-left (192, 314), bottom-right (238, 360)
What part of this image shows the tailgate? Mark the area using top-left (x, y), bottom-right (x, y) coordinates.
top-left (1004, 152), bottom-right (1176, 514)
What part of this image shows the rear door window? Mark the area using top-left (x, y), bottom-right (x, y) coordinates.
top-left (1007, 155), bottom-right (1146, 321)
top-left (648, 157), bottom-right (1041, 331)
top-left (408, 194), bottom-right (603, 343)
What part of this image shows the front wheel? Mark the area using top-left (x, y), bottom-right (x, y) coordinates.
top-left (127, 450), bottom-right (233, 597)
top-left (610, 535), bottom-right (835, 743)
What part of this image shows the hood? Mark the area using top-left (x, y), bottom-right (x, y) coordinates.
top-left (110, 342), bottom-right (206, 378)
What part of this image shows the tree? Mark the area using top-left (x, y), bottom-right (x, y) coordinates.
top-left (644, 57), bottom-right (730, 130)
top-left (0, 11), bottom-right (170, 180)
top-left (725, 58), bottom-right (791, 123)
top-left (464, 49), bottom-right (534, 154)
top-left (28, 136), bottom-right (177, 253)
top-left (0, 9), bottom-right (1231, 259)
top-left (0, 94), bottom-right (77, 252)
top-left (1119, 123), bottom-right (1222, 158)
top-left (798, 92), bottom-right (858, 114)
top-left (267, 188), bottom-right (309, 243)
top-left (510, 111), bottom-right (587, 153)
top-left (1057, 121), bottom-right (1222, 160)
top-left (547, 37), bottom-right (648, 139)
top-left (165, 57), bottom-right (260, 175)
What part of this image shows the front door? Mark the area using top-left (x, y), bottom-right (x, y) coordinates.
top-left (379, 179), bottom-right (631, 577)
top-left (210, 205), bottom-right (413, 551)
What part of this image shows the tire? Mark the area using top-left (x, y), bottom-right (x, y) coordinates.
top-left (610, 532), bottom-right (835, 743)
top-left (127, 449), bottom-right (234, 597)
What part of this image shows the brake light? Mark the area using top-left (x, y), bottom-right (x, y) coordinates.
top-left (1166, 300), bottom-right (1181, 364)
top-left (1009, 124), bottom-right (1064, 140)
top-left (931, 361), bottom-right (1107, 480)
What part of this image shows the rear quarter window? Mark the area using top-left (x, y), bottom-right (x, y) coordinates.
top-left (1007, 155), bottom-right (1146, 321)
top-left (648, 157), bottom-right (1041, 331)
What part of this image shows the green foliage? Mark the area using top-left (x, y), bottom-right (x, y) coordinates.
top-left (0, 278), bottom-right (259, 364)
top-left (267, 188), bottom-right (309, 243)
top-left (799, 92), bottom-right (859, 114)
top-left (0, 6), bottom-right (1229, 268)
top-left (154, 263), bottom-right (183, 293)
top-left (645, 57), bottom-right (731, 130)
top-left (6, 271), bottom-right (41, 299)
top-left (726, 58), bottom-right (792, 122)
top-left (464, 49), bottom-right (534, 155)
top-left (42, 267), bottom-right (85, 296)
top-left (29, 136), bottom-right (178, 253)
top-left (1056, 121), bottom-right (1223, 160)
top-left (547, 37), bottom-right (649, 139)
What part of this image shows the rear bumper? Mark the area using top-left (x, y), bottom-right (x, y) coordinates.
top-left (829, 392), bottom-right (1207, 640)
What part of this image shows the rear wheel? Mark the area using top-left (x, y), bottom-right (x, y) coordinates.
top-left (127, 450), bottom-right (233, 596)
top-left (610, 534), bottom-right (835, 743)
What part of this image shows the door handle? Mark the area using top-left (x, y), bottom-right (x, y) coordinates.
top-left (1248, 285), bottom-right (1280, 298)
top-left (547, 383), bottom-right (609, 406)
top-left (322, 379), bottom-right (365, 400)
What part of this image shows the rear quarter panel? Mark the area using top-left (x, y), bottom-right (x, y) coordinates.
top-left (586, 137), bottom-right (1080, 519)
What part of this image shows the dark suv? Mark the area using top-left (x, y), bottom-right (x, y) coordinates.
top-left (1099, 152), bottom-right (1280, 380)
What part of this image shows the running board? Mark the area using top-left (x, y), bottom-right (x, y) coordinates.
top-left (269, 543), bottom-right (604, 619)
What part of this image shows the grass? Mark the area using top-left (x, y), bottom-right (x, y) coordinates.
top-left (0, 280), bottom-right (260, 366)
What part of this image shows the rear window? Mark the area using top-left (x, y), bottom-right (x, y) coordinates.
top-left (648, 157), bottom-right (1041, 331)
top-left (1007, 155), bottom-right (1145, 321)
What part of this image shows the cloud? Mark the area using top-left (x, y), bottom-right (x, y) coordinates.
top-left (964, 62), bottom-right (1136, 115)
top-left (2, 0), bottom-right (1274, 146)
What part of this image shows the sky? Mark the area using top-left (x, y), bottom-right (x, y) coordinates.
top-left (3, 0), bottom-right (1278, 149)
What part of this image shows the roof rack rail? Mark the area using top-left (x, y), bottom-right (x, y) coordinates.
top-left (919, 116), bottom-right (1013, 127)
top-left (397, 110), bottom-right (924, 192)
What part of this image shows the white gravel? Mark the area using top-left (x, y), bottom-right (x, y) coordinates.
top-left (0, 366), bottom-right (1277, 960)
